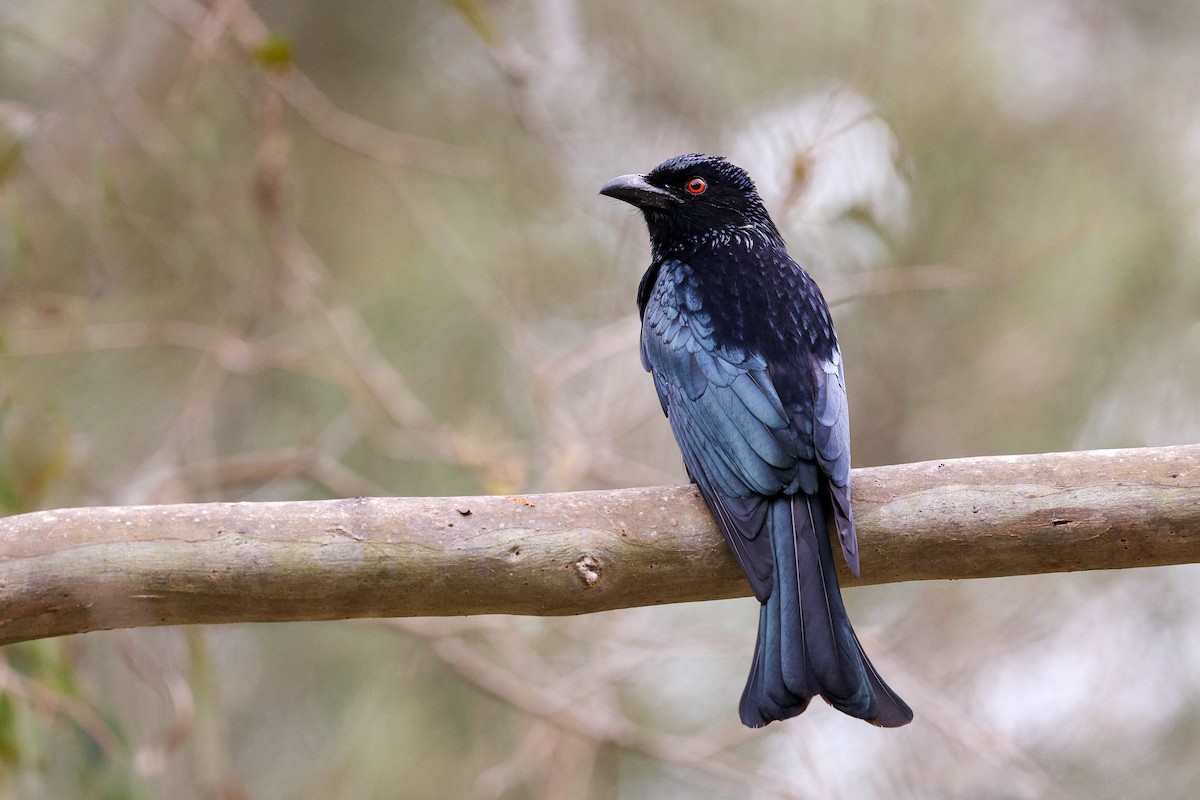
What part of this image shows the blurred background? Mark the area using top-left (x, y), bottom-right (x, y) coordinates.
top-left (2, 0), bottom-right (1200, 797)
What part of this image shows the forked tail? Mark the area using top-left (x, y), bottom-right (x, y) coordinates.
top-left (738, 493), bottom-right (912, 728)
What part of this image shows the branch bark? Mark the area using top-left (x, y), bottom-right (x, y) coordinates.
top-left (2, 445), bottom-right (1198, 646)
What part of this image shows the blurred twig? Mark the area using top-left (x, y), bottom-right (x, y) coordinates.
top-left (394, 617), bottom-right (815, 800)
top-left (0, 656), bottom-right (124, 758)
top-left (147, 0), bottom-right (489, 177)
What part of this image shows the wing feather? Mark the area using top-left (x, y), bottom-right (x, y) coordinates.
top-left (810, 349), bottom-right (859, 576)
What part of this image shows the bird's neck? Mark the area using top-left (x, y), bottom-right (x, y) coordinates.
top-left (647, 217), bottom-right (783, 262)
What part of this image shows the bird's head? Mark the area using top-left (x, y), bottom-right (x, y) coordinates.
top-left (600, 154), bottom-right (778, 255)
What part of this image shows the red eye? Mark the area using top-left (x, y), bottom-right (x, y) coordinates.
top-left (686, 177), bottom-right (707, 195)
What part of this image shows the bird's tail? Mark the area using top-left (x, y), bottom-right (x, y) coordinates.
top-left (738, 493), bottom-right (913, 728)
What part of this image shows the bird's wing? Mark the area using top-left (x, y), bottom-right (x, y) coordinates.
top-left (809, 347), bottom-right (859, 576)
top-left (640, 262), bottom-right (802, 600)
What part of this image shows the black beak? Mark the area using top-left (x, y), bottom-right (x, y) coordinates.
top-left (599, 174), bottom-right (681, 210)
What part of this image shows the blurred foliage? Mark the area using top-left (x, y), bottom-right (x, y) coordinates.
top-left (0, 399), bottom-right (72, 513)
top-left (1, 0), bottom-right (1199, 798)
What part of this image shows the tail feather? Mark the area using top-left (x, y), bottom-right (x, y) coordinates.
top-left (739, 607), bottom-right (810, 726)
top-left (739, 493), bottom-right (912, 728)
top-left (853, 632), bottom-right (914, 728)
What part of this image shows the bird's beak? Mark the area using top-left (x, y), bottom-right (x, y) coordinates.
top-left (599, 174), bottom-right (681, 210)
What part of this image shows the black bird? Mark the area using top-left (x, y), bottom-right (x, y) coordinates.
top-left (600, 154), bottom-right (912, 728)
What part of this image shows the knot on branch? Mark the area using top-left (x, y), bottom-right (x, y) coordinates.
top-left (574, 554), bottom-right (602, 587)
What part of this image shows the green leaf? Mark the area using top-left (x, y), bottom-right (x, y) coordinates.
top-left (446, 0), bottom-right (498, 44)
top-left (252, 34), bottom-right (297, 72)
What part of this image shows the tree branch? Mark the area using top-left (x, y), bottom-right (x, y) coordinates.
top-left (2, 445), bottom-right (1198, 646)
